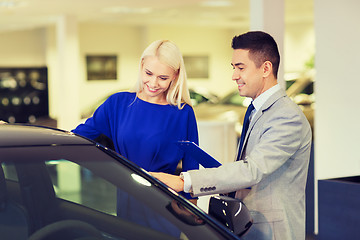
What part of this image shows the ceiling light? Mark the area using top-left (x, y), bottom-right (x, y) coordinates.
top-left (201, 0), bottom-right (233, 7)
top-left (0, 0), bottom-right (16, 8)
top-left (0, 0), bottom-right (27, 9)
top-left (102, 6), bottom-right (152, 14)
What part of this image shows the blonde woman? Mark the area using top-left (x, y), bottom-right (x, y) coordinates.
top-left (73, 40), bottom-right (199, 236)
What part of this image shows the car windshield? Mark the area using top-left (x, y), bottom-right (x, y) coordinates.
top-left (1, 141), bottom-right (237, 240)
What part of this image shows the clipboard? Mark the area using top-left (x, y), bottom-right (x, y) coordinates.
top-left (176, 141), bottom-right (221, 168)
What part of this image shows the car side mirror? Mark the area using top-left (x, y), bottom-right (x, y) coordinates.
top-left (208, 195), bottom-right (253, 237)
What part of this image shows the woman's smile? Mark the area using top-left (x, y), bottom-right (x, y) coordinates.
top-left (146, 84), bottom-right (159, 93)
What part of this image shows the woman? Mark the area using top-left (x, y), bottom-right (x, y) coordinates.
top-left (73, 40), bottom-right (199, 236)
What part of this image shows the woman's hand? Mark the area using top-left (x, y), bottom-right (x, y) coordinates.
top-left (150, 172), bottom-right (185, 192)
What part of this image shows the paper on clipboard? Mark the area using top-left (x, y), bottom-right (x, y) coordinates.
top-left (176, 141), bottom-right (221, 168)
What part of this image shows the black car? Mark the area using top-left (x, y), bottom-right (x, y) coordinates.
top-left (0, 124), bottom-right (251, 240)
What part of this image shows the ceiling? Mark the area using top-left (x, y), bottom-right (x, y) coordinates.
top-left (0, 0), bottom-right (313, 33)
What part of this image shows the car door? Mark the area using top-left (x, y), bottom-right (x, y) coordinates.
top-left (1, 143), bottom-right (240, 240)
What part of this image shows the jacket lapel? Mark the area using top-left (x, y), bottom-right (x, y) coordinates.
top-left (238, 88), bottom-right (287, 159)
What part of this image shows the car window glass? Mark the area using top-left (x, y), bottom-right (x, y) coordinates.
top-left (1, 162), bottom-right (18, 181)
top-left (45, 159), bottom-right (190, 239)
top-left (46, 159), bottom-right (117, 215)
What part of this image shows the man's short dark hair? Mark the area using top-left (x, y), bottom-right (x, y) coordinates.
top-left (232, 31), bottom-right (280, 78)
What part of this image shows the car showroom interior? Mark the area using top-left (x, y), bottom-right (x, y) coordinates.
top-left (1, 0), bottom-right (359, 240)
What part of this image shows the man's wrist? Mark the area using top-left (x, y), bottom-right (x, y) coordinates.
top-left (180, 172), bottom-right (192, 193)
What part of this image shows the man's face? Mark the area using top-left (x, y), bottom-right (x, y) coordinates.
top-left (231, 49), bottom-right (266, 100)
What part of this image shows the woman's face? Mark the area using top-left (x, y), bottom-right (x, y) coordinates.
top-left (140, 56), bottom-right (177, 104)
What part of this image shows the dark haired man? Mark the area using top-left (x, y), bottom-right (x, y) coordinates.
top-left (152, 31), bottom-right (312, 240)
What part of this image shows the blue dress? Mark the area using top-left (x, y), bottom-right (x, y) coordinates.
top-left (73, 91), bottom-right (199, 175)
top-left (73, 92), bottom-right (199, 236)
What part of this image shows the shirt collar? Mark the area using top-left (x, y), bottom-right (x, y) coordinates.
top-left (252, 84), bottom-right (281, 111)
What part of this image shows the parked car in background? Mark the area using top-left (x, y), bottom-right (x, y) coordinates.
top-left (0, 124), bottom-right (252, 240)
top-left (189, 87), bottom-right (219, 106)
top-left (194, 72), bottom-right (315, 137)
top-left (285, 71), bottom-right (315, 134)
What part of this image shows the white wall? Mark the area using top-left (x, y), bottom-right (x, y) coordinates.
top-left (78, 23), bottom-right (142, 112)
top-left (76, 24), bottom-right (246, 112)
top-left (145, 25), bottom-right (245, 97)
top-left (314, 0), bottom-right (360, 180)
top-left (314, 0), bottom-right (360, 233)
top-left (0, 28), bottom-right (47, 66)
top-left (285, 22), bottom-right (315, 73)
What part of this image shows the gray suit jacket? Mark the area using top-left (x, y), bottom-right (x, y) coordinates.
top-left (188, 88), bottom-right (312, 240)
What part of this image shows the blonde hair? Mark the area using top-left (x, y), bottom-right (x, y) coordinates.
top-left (132, 40), bottom-right (192, 109)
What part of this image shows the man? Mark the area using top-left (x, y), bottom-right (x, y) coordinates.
top-left (152, 31), bottom-right (312, 240)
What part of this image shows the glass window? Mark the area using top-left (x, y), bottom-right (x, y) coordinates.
top-left (2, 162), bottom-right (18, 181)
top-left (0, 144), bottom-right (232, 240)
top-left (46, 159), bottom-right (117, 215)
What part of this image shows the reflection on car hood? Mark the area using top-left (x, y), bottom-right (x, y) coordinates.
top-left (0, 124), bottom-right (93, 147)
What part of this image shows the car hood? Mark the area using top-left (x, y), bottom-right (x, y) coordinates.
top-left (0, 124), bottom-right (93, 147)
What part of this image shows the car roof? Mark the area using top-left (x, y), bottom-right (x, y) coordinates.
top-left (0, 124), bottom-right (93, 147)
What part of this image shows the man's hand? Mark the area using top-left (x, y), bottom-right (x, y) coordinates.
top-left (150, 172), bottom-right (184, 192)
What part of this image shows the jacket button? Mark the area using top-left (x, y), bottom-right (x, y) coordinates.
top-left (200, 187), bottom-right (204, 192)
